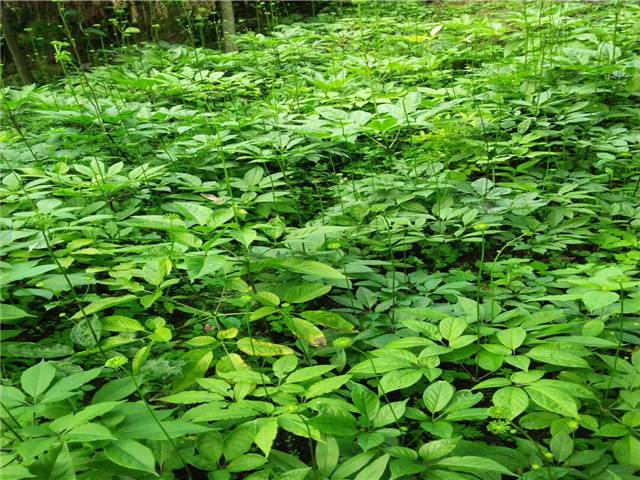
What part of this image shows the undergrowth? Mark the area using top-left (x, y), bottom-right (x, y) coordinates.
top-left (1, 1), bottom-right (640, 479)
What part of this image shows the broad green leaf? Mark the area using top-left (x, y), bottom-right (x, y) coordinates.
top-left (101, 316), bottom-right (145, 333)
top-left (71, 295), bottom-right (137, 320)
top-left (288, 318), bottom-right (326, 347)
top-left (174, 350), bottom-right (214, 391)
top-left (104, 439), bottom-right (156, 474)
top-left (278, 258), bottom-right (346, 280)
top-left (29, 442), bottom-right (75, 480)
top-left (244, 166), bottom-right (264, 186)
top-left (273, 355), bottom-right (298, 379)
top-left (237, 338), bottom-right (295, 357)
top-left (354, 454), bottom-right (390, 480)
top-left (613, 435), bottom-right (640, 468)
top-left (582, 291), bottom-right (618, 312)
top-left (0, 465), bottom-right (36, 480)
top-left (159, 391), bottom-right (222, 404)
top-left (492, 387), bottom-right (529, 420)
top-left (50, 401), bottom-right (122, 432)
top-left (21, 360), bottom-right (56, 400)
top-left (332, 452), bottom-right (375, 479)
top-left (550, 432), bottom-right (574, 462)
top-left (379, 369), bottom-right (422, 394)
top-left (184, 254), bottom-right (227, 282)
top-left (254, 417), bottom-right (278, 456)
top-left (283, 283), bottom-right (332, 303)
top-left (124, 215), bottom-right (186, 231)
top-left (141, 257), bottom-right (171, 287)
top-left (352, 384), bottom-right (380, 419)
top-left (496, 327), bottom-right (527, 350)
top-left (525, 385), bottom-right (579, 418)
top-left (0, 304), bottom-right (34, 322)
top-left (373, 400), bottom-right (407, 428)
top-left (526, 346), bottom-right (589, 368)
top-left (439, 317), bottom-right (467, 343)
top-left (286, 365), bottom-right (335, 384)
top-left (435, 456), bottom-right (515, 476)
top-left (92, 377), bottom-right (140, 403)
top-left (418, 438), bottom-right (459, 461)
top-left (305, 374), bottom-right (351, 399)
top-left (317, 434), bottom-right (340, 477)
top-left (171, 201), bottom-right (213, 225)
top-left (423, 381), bottom-right (455, 414)
top-left (0, 261), bottom-right (57, 287)
top-left (226, 453), bottom-right (267, 473)
top-left (65, 422), bottom-right (116, 442)
top-left (300, 310), bottom-right (354, 331)
top-left (43, 367), bottom-right (102, 403)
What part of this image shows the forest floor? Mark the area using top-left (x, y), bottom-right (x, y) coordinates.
top-left (1, 2), bottom-right (640, 479)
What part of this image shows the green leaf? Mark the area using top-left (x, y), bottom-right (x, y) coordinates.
top-left (244, 166), bottom-right (264, 186)
top-left (288, 318), bottom-right (326, 347)
top-left (354, 454), bottom-right (390, 480)
top-left (439, 317), bottom-right (467, 343)
top-left (316, 434), bottom-right (340, 477)
top-left (550, 432), bottom-right (574, 462)
top-left (50, 401), bottom-right (122, 432)
top-left (496, 327), bottom-right (526, 350)
top-left (30, 442), bottom-right (75, 480)
top-left (286, 365), bottom-right (335, 384)
top-left (306, 374), bottom-right (351, 399)
top-left (184, 254), bottom-right (227, 282)
top-left (225, 423), bottom-right (256, 462)
top-left (379, 369), bottom-right (422, 394)
top-left (352, 384), bottom-right (380, 419)
top-left (141, 257), bottom-right (171, 287)
top-left (273, 355), bottom-right (298, 379)
top-left (92, 377), bottom-right (140, 403)
top-left (254, 417), bottom-right (278, 456)
top-left (65, 422), bottom-right (116, 442)
top-left (582, 291), bottom-right (619, 312)
top-left (435, 456), bottom-right (515, 476)
top-left (278, 258), bottom-right (346, 280)
top-left (0, 304), bottom-right (34, 323)
top-left (423, 381), bottom-right (455, 414)
top-left (332, 452), bottom-right (375, 479)
top-left (70, 317), bottom-right (102, 348)
top-left (418, 438), bottom-right (459, 461)
top-left (159, 391), bottom-right (222, 404)
top-left (389, 459), bottom-right (427, 480)
top-left (226, 454), bottom-right (267, 473)
top-left (283, 283), bottom-right (332, 303)
top-left (21, 360), bottom-right (56, 400)
top-left (101, 316), bottom-right (145, 333)
top-left (71, 295), bottom-right (137, 320)
top-left (104, 439), bottom-right (156, 474)
top-left (171, 201), bottom-right (213, 225)
top-left (300, 310), bottom-right (354, 331)
top-left (43, 367), bottom-right (102, 403)
top-left (0, 261), bottom-right (57, 287)
top-left (0, 465), bottom-right (36, 480)
top-left (237, 338), bottom-right (295, 357)
top-left (492, 387), bottom-right (529, 420)
top-left (373, 400), bottom-right (407, 428)
top-left (525, 384), bottom-right (579, 418)
top-left (613, 435), bottom-right (640, 468)
top-left (526, 346), bottom-right (589, 368)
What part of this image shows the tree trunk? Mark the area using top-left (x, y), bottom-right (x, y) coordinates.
top-left (219, 0), bottom-right (238, 53)
top-left (1, 4), bottom-right (35, 84)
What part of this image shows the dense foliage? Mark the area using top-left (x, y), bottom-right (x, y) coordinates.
top-left (2, 1), bottom-right (640, 479)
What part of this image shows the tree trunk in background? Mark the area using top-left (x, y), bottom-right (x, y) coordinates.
top-left (219, 0), bottom-right (238, 53)
top-left (1, 5), bottom-right (35, 84)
